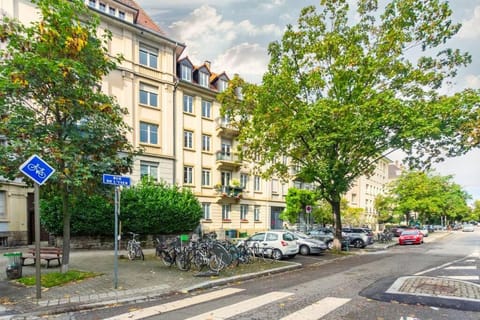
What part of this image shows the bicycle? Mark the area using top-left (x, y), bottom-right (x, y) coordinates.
top-left (126, 232), bottom-right (144, 261)
top-left (252, 242), bottom-right (277, 263)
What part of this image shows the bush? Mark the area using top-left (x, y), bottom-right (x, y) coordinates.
top-left (120, 179), bottom-right (202, 234)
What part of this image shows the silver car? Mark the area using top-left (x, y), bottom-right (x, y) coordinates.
top-left (246, 231), bottom-right (299, 260)
top-left (287, 231), bottom-right (327, 255)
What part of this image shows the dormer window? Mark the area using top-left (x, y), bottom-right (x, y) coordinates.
top-left (88, 0), bottom-right (96, 7)
top-left (119, 11), bottom-right (125, 19)
top-left (199, 72), bottom-right (209, 88)
top-left (99, 2), bottom-right (106, 11)
top-left (218, 79), bottom-right (228, 92)
top-left (109, 7), bottom-right (116, 15)
top-left (181, 65), bottom-right (192, 82)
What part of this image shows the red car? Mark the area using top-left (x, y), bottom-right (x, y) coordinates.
top-left (398, 229), bottom-right (424, 245)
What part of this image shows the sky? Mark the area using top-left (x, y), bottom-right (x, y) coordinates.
top-left (136, 0), bottom-right (480, 202)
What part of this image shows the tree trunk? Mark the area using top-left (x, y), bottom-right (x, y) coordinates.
top-left (332, 200), bottom-right (343, 250)
top-left (61, 184), bottom-right (70, 273)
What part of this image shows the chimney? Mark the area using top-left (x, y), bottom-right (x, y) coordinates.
top-left (204, 60), bottom-right (211, 69)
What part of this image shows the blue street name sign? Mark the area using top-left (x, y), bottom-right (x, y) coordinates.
top-left (19, 155), bottom-right (55, 185)
top-left (102, 174), bottom-right (131, 186)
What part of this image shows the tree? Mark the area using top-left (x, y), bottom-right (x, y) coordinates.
top-left (388, 170), bottom-right (470, 224)
top-left (120, 179), bottom-right (203, 235)
top-left (0, 0), bottom-right (136, 272)
top-left (219, 0), bottom-right (480, 249)
top-left (280, 188), bottom-right (317, 227)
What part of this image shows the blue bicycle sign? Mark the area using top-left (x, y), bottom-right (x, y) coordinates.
top-left (20, 155), bottom-right (55, 185)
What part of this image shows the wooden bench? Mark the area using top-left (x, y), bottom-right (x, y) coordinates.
top-left (21, 247), bottom-right (62, 268)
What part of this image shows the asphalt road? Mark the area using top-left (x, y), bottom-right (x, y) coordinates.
top-left (50, 231), bottom-right (480, 320)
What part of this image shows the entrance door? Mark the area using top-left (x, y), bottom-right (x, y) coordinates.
top-left (270, 207), bottom-right (284, 230)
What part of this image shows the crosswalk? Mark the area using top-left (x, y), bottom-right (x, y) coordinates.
top-left (415, 252), bottom-right (480, 282)
top-left (104, 288), bottom-right (350, 320)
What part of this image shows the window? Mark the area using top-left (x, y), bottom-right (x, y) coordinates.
top-left (183, 95), bottom-right (193, 113)
top-left (222, 204), bottom-right (231, 220)
top-left (240, 204), bottom-right (248, 220)
top-left (88, 0), bottom-right (96, 7)
top-left (139, 83), bottom-right (158, 107)
top-left (202, 169), bottom-right (211, 186)
top-left (199, 72), bottom-right (209, 87)
top-left (221, 171), bottom-right (231, 186)
top-left (0, 191), bottom-right (5, 218)
top-left (184, 166), bottom-right (193, 184)
top-left (202, 203), bottom-right (211, 220)
top-left (201, 100), bottom-right (211, 118)
top-left (118, 11), bottom-right (125, 19)
top-left (254, 205), bottom-right (260, 221)
top-left (218, 79), bottom-right (227, 92)
top-left (109, 7), bottom-right (116, 15)
top-left (254, 176), bottom-right (261, 191)
top-left (240, 174), bottom-right (248, 189)
top-left (181, 65), bottom-right (192, 81)
top-left (184, 131), bottom-right (193, 149)
top-left (221, 142), bottom-right (231, 157)
top-left (202, 135), bottom-right (211, 152)
top-left (99, 2), bottom-right (106, 11)
top-left (272, 179), bottom-right (279, 194)
top-left (140, 122), bottom-right (158, 144)
top-left (140, 161), bottom-right (158, 181)
top-left (139, 45), bottom-right (158, 69)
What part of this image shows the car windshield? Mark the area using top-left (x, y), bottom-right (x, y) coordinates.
top-left (401, 230), bottom-right (418, 235)
top-left (292, 232), bottom-right (309, 239)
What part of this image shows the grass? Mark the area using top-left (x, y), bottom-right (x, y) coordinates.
top-left (16, 270), bottom-right (101, 288)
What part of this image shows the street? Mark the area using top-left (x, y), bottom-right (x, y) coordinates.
top-left (48, 231), bottom-right (479, 320)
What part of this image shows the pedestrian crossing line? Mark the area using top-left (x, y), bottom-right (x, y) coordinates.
top-left (103, 288), bottom-right (245, 320)
top-left (445, 266), bottom-right (477, 270)
top-left (465, 259), bottom-right (476, 262)
top-left (440, 275), bottom-right (479, 281)
top-left (185, 291), bottom-right (294, 320)
top-left (279, 297), bottom-right (351, 320)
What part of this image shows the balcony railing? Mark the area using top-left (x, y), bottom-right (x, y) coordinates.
top-left (214, 185), bottom-right (244, 200)
top-left (215, 117), bottom-right (239, 137)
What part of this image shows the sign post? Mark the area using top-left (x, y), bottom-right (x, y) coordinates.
top-left (305, 205), bottom-right (312, 231)
top-left (19, 155), bottom-right (55, 299)
top-left (102, 174), bottom-right (131, 289)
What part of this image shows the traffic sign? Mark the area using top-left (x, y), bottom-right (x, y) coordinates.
top-left (102, 174), bottom-right (131, 186)
top-left (19, 155), bottom-right (55, 185)
top-left (305, 205), bottom-right (312, 213)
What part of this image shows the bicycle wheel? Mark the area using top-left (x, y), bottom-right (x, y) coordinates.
top-left (176, 252), bottom-right (191, 271)
top-left (208, 254), bottom-right (224, 272)
top-left (127, 245), bottom-right (135, 260)
top-left (136, 247), bottom-right (144, 261)
top-left (160, 250), bottom-right (174, 267)
top-left (192, 251), bottom-right (207, 271)
top-left (227, 245), bottom-right (240, 267)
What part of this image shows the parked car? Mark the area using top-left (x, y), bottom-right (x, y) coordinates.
top-left (286, 231), bottom-right (327, 255)
top-left (342, 228), bottom-right (373, 248)
top-left (398, 229), bottom-right (424, 245)
top-left (418, 226), bottom-right (429, 237)
top-left (307, 228), bottom-right (349, 249)
top-left (245, 231), bottom-right (298, 260)
top-left (390, 226), bottom-right (407, 237)
top-left (462, 224), bottom-right (475, 232)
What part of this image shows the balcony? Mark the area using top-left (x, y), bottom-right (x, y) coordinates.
top-left (215, 185), bottom-right (244, 203)
top-left (216, 151), bottom-right (242, 170)
top-left (215, 117), bottom-right (239, 138)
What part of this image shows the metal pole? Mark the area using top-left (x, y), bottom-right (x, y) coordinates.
top-left (34, 183), bottom-right (41, 299)
top-left (114, 186), bottom-right (119, 289)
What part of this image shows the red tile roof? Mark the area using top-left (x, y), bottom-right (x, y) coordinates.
top-left (116, 0), bottom-right (166, 35)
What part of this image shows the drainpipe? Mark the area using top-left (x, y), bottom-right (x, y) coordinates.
top-left (172, 45), bottom-right (180, 184)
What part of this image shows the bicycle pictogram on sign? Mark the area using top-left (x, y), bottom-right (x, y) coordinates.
top-left (19, 155), bottom-right (55, 185)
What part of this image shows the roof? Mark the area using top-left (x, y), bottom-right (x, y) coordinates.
top-left (116, 0), bottom-right (166, 35)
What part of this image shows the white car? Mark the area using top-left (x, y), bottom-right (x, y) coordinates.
top-left (462, 224), bottom-right (475, 232)
top-left (419, 226), bottom-right (429, 237)
top-left (246, 231), bottom-right (298, 260)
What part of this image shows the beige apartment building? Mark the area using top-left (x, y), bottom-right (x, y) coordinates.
top-left (0, 0), bottom-right (393, 246)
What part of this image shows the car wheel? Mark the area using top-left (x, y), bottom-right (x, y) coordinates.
top-left (326, 240), bottom-right (333, 250)
top-left (299, 245), bottom-right (310, 255)
top-left (272, 249), bottom-right (283, 260)
top-left (352, 239), bottom-right (365, 248)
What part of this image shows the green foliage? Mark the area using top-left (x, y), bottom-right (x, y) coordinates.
top-left (387, 170), bottom-right (471, 224)
top-left (40, 191), bottom-right (114, 236)
top-left (280, 188), bottom-right (317, 223)
top-left (17, 270), bottom-right (100, 288)
top-left (219, 0), bottom-right (480, 249)
top-left (120, 179), bottom-right (203, 234)
top-left (374, 194), bottom-right (400, 224)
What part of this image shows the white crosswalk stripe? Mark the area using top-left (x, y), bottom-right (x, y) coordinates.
top-left (279, 297), bottom-right (350, 320)
top-left (103, 288), bottom-right (244, 320)
top-left (103, 288), bottom-right (350, 320)
top-left (185, 291), bottom-right (294, 320)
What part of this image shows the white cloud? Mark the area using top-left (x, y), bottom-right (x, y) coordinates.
top-left (457, 6), bottom-right (480, 39)
top-left (214, 43), bottom-right (269, 83)
top-left (464, 74), bottom-right (480, 89)
top-left (260, 0), bottom-right (286, 10)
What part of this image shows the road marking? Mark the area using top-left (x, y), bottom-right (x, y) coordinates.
top-left (465, 259), bottom-right (476, 262)
top-left (445, 266), bottom-right (477, 270)
top-left (185, 291), bottom-right (294, 320)
top-left (103, 288), bottom-right (245, 320)
top-left (279, 297), bottom-right (350, 320)
top-left (415, 254), bottom-right (475, 275)
top-left (440, 275), bottom-right (480, 281)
